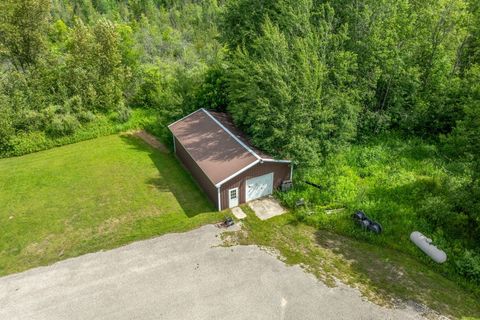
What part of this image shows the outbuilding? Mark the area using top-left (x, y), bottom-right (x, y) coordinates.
top-left (168, 108), bottom-right (292, 211)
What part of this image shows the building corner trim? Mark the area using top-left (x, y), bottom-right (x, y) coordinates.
top-left (217, 186), bottom-right (221, 211)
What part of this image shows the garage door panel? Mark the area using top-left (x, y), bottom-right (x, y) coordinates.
top-left (246, 172), bottom-right (273, 201)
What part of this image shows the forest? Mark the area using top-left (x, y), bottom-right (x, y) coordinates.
top-left (0, 0), bottom-right (479, 291)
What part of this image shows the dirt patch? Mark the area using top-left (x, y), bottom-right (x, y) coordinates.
top-left (133, 130), bottom-right (169, 153)
top-left (23, 235), bottom-right (57, 256)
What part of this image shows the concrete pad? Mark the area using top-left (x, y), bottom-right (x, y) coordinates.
top-left (0, 225), bottom-right (428, 320)
top-left (249, 196), bottom-right (286, 220)
top-left (231, 207), bottom-right (246, 219)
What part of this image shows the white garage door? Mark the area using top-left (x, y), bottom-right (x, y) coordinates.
top-left (246, 172), bottom-right (274, 202)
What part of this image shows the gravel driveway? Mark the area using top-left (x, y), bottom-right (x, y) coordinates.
top-left (0, 225), bottom-right (426, 320)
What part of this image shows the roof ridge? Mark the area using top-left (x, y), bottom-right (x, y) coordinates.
top-left (201, 108), bottom-right (262, 161)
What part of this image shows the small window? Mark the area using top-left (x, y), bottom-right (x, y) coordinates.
top-left (230, 189), bottom-right (237, 199)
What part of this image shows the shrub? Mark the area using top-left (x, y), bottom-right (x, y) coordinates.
top-left (16, 110), bottom-right (44, 131)
top-left (357, 110), bottom-right (391, 139)
top-left (117, 106), bottom-right (132, 123)
top-left (64, 95), bottom-right (83, 113)
top-left (77, 110), bottom-right (96, 123)
top-left (9, 131), bottom-right (49, 156)
top-left (0, 110), bottom-right (14, 153)
top-left (41, 105), bottom-right (62, 124)
top-left (46, 114), bottom-right (80, 136)
top-left (455, 250), bottom-right (480, 285)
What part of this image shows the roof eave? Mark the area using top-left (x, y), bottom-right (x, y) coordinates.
top-left (168, 108), bottom-right (292, 188)
top-left (215, 159), bottom-right (260, 188)
top-left (261, 158), bottom-right (292, 163)
top-left (167, 109), bottom-right (203, 129)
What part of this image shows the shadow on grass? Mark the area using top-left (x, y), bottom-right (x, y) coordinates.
top-left (313, 229), bottom-right (480, 318)
top-left (119, 134), bottom-right (215, 217)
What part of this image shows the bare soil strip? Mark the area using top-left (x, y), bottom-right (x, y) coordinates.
top-left (133, 130), bottom-right (169, 153)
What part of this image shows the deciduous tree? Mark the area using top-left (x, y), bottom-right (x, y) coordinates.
top-left (0, 0), bottom-right (50, 71)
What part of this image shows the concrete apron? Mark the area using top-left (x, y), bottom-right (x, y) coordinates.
top-left (248, 196), bottom-right (286, 220)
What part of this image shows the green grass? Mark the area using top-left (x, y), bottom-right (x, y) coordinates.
top-left (0, 134), bottom-right (224, 276)
top-left (224, 208), bottom-right (480, 319)
top-left (3, 108), bottom-right (170, 158)
top-left (278, 134), bottom-right (480, 291)
top-left (220, 133), bottom-right (480, 318)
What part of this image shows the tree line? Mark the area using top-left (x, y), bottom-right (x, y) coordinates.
top-left (2, 0), bottom-right (477, 166)
top-left (0, 0), bottom-right (479, 285)
top-left (217, 0), bottom-right (480, 285)
top-left (220, 0), bottom-right (479, 163)
top-left (0, 0), bottom-right (222, 154)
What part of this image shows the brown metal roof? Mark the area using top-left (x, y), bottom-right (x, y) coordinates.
top-left (208, 111), bottom-right (273, 159)
top-left (168, 109), bottom-right (259, 185)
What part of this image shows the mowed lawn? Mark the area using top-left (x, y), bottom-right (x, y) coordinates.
top-left (0, 134), bottom-right (223, 276)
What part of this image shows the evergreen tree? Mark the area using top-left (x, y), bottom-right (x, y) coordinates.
top-left (223, 2), bottom-right (359, 164)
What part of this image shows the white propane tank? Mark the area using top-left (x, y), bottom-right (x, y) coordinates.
top-left (410, 231), bottom-right (447, 263)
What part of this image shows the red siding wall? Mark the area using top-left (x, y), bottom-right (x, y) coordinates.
top-left (219, 162), bottom-right (291, 210)
top-left (174, 137), bottom-right (218, 209)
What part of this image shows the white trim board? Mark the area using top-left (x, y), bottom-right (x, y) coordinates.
top-left (261, 159), bottom-right (292, 163)
top-left (201, 108), bottom-right (262, 160)
top-left (168, 108), bottom-right (292, 189)
top-left (215, 158), bottom-right (293, 188)
top-left (203, 109), bottom-right (292, 165)
top-left (217, 186), bottom-right (221, 211)
top-left (169, 108), bottom-right (291, 165)
top-left (215, 159), bottom-right (260, 188)
top-left (167, 109), bottom-right (202, 128)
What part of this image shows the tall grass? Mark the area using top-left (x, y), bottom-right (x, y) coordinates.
top-left (279, 134), bottom-right (480, 293)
